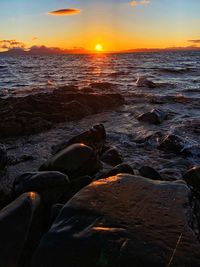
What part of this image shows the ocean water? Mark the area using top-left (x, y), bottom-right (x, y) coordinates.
top-left (1, 51), bottom-right (200, 178)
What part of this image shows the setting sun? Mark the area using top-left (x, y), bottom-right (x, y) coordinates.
top-left (95, 44), bottom-right (103, 52)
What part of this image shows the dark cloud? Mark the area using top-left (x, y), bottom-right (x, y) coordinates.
top-left (188, 39), bottom-right (200, 44)
top-left (48, 8), bottom-right (81, 16)
top-left (0, 39), bottom-right (25, 49)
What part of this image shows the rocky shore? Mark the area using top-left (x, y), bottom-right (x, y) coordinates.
top-left (1, 112), bottom-right (200, 266)
top-left (1, 82), bottom-right (200, 267)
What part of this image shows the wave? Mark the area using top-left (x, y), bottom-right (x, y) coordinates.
top-left (157, 67), bottom-right (193, 74)
top-left (108, 71), bottom-right (128, 77)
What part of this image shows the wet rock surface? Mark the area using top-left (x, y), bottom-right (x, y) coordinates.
top-left (0, 86), bottom-right (124, 139)
top-left (32, 174), bottom-right (200, 267)
top-left (137, 109), bottom-right (167, 125)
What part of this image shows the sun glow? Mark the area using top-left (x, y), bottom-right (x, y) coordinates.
top-left (95, 43), bottom-right (103, 52)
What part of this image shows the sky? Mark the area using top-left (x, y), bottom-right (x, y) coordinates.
top-left (0, 0), bottom-right (200, 52)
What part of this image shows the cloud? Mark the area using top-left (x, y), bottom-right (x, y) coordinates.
top-left (130, 0), bottom-right (150, 6)
top-left (188, 39), bottom-right (200, 44)
top-left (48, 8), bottom-right (81, 16)
top-left (0, 39), bottom-right (25, 49)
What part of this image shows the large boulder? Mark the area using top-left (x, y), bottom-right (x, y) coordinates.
top-left (13, 171), bottom-right (70, 204)
top-left (0, 192), bottom-right (41, 267)
top-left (137, 109), bottom-right (167, 124)
top-left (0, 144), bottom-right (7, 170)
top-left (40, 144), bottom-right (101, 179)
top-left (32, 174), bottom-right (200, 267)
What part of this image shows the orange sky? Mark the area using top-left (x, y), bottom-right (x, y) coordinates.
top-left (0, 0), bottom-right (200, 52)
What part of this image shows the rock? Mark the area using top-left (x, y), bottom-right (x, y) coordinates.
top-left (90, 82), bottom-right (114, 91)
top-left (137, 109), bottom-right (167, 124)
top-left (183, 167), bottom-right (200, 191)
top-left (0, 192), bottom-right (42, 267)
top-left (100, 163), bottom-right (134, 179)
top-left (32, 174), bottom-right (200, 267)
top-left (139, 166), bottom-right (162, 180)
top-left (13, 171), bottom-right (70, 204)
top-left (63, 100), bottom-right (90, 120)
top-left (80, 87), bottom-right (95, 93)
top-left (158, 134), bottom-right (185, 154)
top-left (135, 77), bottom-right (156, 88)
top-left (0, 90), bottom-right (124, 139)
top-left (53, 124), bottom-right (106, 155)
top-left (101, 147), bottom-right (123, 166)
top-left (50, 203), bottom-right (64, 223)
top-left (0, 144), bottom-right (7, 170)
top-left (40, 144), bottom-right (101, 179)
top-left (70, 175), bottom-right (92, 192)
top-left (60, 176), bottom-right (93, 203)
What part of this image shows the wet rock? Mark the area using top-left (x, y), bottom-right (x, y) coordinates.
top-left (0, 90), bottom-right (124, 138)
top-left (90, 82), bottom-right (114, 91)
top-left (0, 144), bottom-right (7, 170)
top-left (32, 174), bottom-right (200, 267)
top-left (183, 167), bottom-right (200, 191)
top-left (100, 163), bottom-right (134, 179)
top-left (101, 147), bottom-right (123, 166)
top-left (135, 77), bottom-right (156, 88)
top-left (158, 134), bottom-right (185, 155)
top-left (53, 124), bottom-right (106, 155)
top-left (0, 192), bottom-right (41, 267)
top-left (139, 166), bottom-right (162, 180)
top-left (13, 171), bottom-right (70, 204)
top-left (40, 144), bottom-right (101, 179)
top-left (70, 175), bottom-right (92, 192)
top-left (50, 203), bottom-right (64, 223)
top-left (137, 109), bottom-right (167, 124)
top-left (80, 87), bottom-right (95, 93)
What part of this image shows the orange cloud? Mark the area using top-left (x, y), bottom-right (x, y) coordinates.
top-left (130, 0), bottom-right (150, 6)
top-left (48, 8), bottom-right (81, 16)
top-left (0, 39), bottom-right (25, 49)
top-left (188, 39), bottom-right (200, 44)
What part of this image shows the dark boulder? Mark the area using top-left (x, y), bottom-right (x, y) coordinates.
top-left (100, 163), bottom-right (134, 179)
top-left (135, 77), bottom-right (156, 88)
top-left (80, 87), bottom-right (95, 93)
top-left (137, 109), bottom-right (167, 124)
top-left (101, 147), bottom-right (123, 166)
top-left (158, 134), bottom-right (185, 154)
top-left (0, 192), bottom-right (42, 267)
top-left (32, 174), bottom-right (200, 267)
top-left (139, 166), bottom-right (162, 180)
top-left (40, 144), bottom-right (101, 179)
top-left (13, 171), bottom-right (70, 204)
top-left (183, 167), bottom-right (200, 191)
top-left (52, 124), bottom-right (106, 155)
top-left (0, 144), bottom-right (8, 170)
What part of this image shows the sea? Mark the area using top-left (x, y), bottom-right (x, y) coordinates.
top-left (1, 51), bottom-right (200, 179)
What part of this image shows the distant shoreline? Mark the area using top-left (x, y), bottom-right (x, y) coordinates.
top-left (1, 48), bottom-right (200, 56)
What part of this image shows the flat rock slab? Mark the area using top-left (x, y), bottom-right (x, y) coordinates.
top-left (33, 174), bottom-right (200, 267)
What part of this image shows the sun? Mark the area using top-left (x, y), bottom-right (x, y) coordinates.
top-left (95, 43), bottom-right (103, 52)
